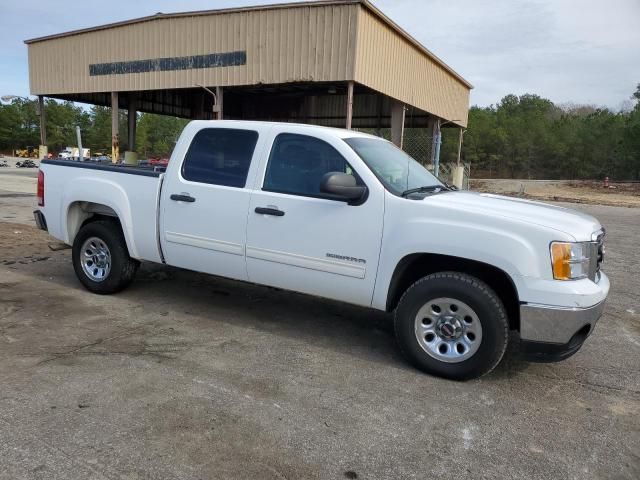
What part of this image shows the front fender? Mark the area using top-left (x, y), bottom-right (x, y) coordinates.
top-left (371, 215), bottom-right (560, 311)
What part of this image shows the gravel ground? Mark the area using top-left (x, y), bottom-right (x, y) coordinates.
top-left (0, 158), bottom-right (39, 195)
top-left (0, 192), bottom-right (638, 480)
top-left (472, 179), bottom-right (640, 208)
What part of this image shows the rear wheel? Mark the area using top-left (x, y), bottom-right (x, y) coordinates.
top-left (72, 220), bottom-right (138, 294)
top-left (394, 272), bottom-right (509, 380)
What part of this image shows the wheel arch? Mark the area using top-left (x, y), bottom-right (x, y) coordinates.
top-left (66, 201), bottom-right (133, 257)
top-left (386, 253), bottom-right (520, 331)
top-left (60, 176), bottom-right (138, 257)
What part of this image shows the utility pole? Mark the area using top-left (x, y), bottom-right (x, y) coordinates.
top-left (76, 126), bottom-right (84, 161)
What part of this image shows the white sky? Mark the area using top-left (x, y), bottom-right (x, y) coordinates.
top-left (1, 0), bottom-right (638, 108)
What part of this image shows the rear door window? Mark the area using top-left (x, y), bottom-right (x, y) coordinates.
top-left (182, 128), bottom-right (259, 188)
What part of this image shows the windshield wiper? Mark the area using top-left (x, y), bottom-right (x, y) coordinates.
top-left (400, 185), bottom-right (448, 197)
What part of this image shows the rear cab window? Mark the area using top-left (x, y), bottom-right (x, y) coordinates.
top-left (182, 128), bottom-right (259, 188)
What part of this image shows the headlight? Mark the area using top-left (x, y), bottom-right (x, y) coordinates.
top-left (550, 241), bottom-right (591, 280)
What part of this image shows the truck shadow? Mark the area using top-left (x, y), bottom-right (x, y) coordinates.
top-left (9, 256), bottom-right (533, 381)
top-left (125, 262), bottom-right (534, 380)
top-left (129, 262), bottom-right (407, 370)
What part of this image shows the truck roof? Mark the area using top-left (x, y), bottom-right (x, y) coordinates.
top-left (186, 120), bottom-right (381, 140)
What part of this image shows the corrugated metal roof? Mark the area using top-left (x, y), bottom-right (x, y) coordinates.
top-left (354, 7), bottom-right (470, 125)
top-left (27, 4), bottom-right (359, 95)
top-left (24, 0), bottom-right (471, 89)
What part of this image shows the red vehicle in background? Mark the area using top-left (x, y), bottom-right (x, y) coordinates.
top-left (148, 157), bottom-right (169, 167)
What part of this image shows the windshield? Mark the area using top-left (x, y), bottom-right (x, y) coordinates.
top-left (344, 137), bottom-right (444, 196)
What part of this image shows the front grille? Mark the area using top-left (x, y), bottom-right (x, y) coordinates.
top-left (596, 235), bottom-right (604, 272)
top-left (589, 229), bottom-right (605, 281)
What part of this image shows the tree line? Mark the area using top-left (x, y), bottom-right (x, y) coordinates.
top-left (0, 98), bottom-right (187, 158)
top-left (1, 85), bottom-right (638, 179)
top-left (441, 84), bottom-right (640, 180)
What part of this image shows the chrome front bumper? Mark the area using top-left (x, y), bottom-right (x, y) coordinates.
top-left (520, 300), bottom-right (606, 344)
top-left (519, 300), bottom-right (606, 362)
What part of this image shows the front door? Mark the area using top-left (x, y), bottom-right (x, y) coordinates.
top-left (246, 131), bottom-right (384, 306)
top-left (160, 126), bottom-right (263, 281)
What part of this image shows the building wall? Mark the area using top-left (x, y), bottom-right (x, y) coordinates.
top-left (27, 1), bottom-right (470, 126)
top-left (353, 7), bottom-right (470, 127)
top-left (28, 3), bottom-right (358, 95)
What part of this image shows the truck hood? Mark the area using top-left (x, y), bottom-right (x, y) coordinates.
top-left (425, 191), bottom-right (601, 241)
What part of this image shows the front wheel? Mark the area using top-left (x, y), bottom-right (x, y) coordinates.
top-left (394, 272), bottom-right (509, 380)
top-left (72, 219), bottom-right (139, 294)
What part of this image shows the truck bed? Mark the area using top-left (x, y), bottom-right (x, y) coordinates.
top-left (38, 159), bottom-right (164, 263)
top-left (41, 159), bottom-right (164, 177)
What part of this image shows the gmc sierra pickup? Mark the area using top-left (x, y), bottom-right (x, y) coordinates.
top-left (34, 120), bottom-right (609, 380)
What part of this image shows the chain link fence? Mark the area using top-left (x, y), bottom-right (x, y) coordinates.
top-left (437, 162), bottom-right (471, 190)
top-left (355, 127), bottom-right (435, 166)
top-left (402, 127), bottom-right (435, 167)
top-left (354, 128), bottom-right (391, 141)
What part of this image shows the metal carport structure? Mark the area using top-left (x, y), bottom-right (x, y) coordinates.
top-left (25, 0), bottom-right (472, 164)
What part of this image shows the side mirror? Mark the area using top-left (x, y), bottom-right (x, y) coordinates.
top-left (320, 172), bottom-right (367, 205)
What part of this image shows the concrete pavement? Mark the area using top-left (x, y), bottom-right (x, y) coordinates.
top-left (0, 188), bottom-right (638, 479)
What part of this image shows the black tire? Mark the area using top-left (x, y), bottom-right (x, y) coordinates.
top-left (394, 272), bottom-right (509, 380)
top-left (72, 219), bottom-right (139, 294)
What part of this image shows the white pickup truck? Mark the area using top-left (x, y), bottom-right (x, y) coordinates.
top-left (34, 121), bottom-right (609, 380)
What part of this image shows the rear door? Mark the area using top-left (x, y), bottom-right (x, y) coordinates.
top-left (245, 129), bottom-right (384, 306)
top-left (160, 125), bottom-right (265, 281)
